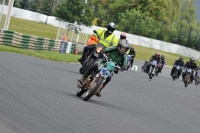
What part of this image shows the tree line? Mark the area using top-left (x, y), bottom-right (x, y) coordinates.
top-left (14, 0), bottom-right (200, 50)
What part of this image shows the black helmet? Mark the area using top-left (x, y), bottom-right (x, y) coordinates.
top-left (190, 57), bottom-right (195, 62)
top-left (130, 46), bottom-right (134, 50)
top-left (117, 39), bottom-right (130, 54)
top-left (179, 56), bottom-right (184, 61)
top-left (107, 22), bottom-right (115, 34)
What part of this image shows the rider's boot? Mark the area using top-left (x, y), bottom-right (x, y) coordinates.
top-left (96, 85), bottom-right (104, 97)
top-left (78, 52), bottom-right (87, 63)
top-left (77, 76), bottom-right (86, 85)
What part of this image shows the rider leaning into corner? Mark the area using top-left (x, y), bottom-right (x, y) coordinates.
top-left (78, 22), bottom-right (119, 63)
top-left (156, 55), bottom-right (166, 75)
top-left (128, 46), bottom-right (136, 67)
top-left (144, 52), bottom-right (161, 73)
top-left (170, 56), bottom-right (184, 78)
top-left (77, 39), bottom-right (130, 97)
top-left (182, 57), bottom-right (198, 82)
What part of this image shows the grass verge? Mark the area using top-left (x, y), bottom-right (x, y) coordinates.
top-left (0, 44), bottom-right (81, 62)
top-left (1, 44), bottom-right (199, 66)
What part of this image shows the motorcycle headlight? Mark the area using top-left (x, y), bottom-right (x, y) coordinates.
top-left (96, 47), bottom-right (102, 53)
top-left (106, 62), bottom-right (115, 71)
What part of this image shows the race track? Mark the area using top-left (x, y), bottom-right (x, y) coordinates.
top-left (0, 52), bottom-right (200, 133)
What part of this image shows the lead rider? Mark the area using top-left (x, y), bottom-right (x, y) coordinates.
top-left (78, 39), bottom-right (130, 97)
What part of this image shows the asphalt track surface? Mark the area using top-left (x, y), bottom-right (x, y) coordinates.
top-left (1, 52), bottom-right (200, 133)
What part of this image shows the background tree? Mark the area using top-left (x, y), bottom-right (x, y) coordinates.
top-left (53, 0), bottom-right (93, 26)
top-left (12, 0), bottom-right (200, 50)
top-left (40, 0), bottom-right (52, 14)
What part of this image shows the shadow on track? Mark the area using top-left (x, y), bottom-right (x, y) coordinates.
top-left (56, 90), bottom-right (125, 111)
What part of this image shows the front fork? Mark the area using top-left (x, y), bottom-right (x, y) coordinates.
top-left (149, 65), bottom-right (155, 75)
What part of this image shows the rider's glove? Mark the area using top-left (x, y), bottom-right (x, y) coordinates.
top-left (114, 69), bottom-right (118, 74)
top-left (121, 66), bottom-right (126, 71)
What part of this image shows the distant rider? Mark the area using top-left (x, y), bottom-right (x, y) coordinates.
top-left (156, 55), bottom-right (165, 75)
top-left (145, 52), bottom-right (160, 73)
top-left (170, 56), bottom-right (184, 79)
top-left (182, 57), bottom-right (198, 82)
top-left (128, 46), bottom-right (136, 67)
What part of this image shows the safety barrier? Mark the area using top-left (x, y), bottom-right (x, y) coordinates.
top-left (0, 30), bottom-right (62, 51)
top-left (0, 30), bottom-right (86, 54)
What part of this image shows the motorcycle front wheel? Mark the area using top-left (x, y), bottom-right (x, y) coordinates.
top-left (82, 77), bottom-right (104, 101)
top-left (76, 88), bottom-right (86, 97)
top-left (81, 58), bottom-right (95, 75)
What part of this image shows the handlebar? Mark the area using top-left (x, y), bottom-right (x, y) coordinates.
top-left (102, 54), bottom-right (124, 72)
top-left (115, 65), bottom-right (124, 71)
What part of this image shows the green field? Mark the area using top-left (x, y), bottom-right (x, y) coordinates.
top-left (0, 45), bottom-right (81, 62)
top-left (0, 16), bottom-right (199, 66)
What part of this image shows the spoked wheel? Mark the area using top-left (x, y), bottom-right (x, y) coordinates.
top-left (82, 77), bottom-right (104, 101)
top-left (184, 74), bottom-right (190, 87)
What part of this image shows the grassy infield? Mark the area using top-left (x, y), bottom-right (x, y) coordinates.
top-left (0, 16), bottom-right (199, 66)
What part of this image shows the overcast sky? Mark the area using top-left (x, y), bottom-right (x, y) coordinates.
top-left (195, 0), bottom-right (200, 20)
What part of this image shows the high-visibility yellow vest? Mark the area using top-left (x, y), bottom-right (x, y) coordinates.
top-left (96, 28), bottom-right (119, 47)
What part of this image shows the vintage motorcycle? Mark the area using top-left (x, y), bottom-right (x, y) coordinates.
top-left (79, 43), bottom-right (105, 74)
top-left (126, 55), bottom-right (134, 70)
top-left (155, 63), bottom-right (163, 76)
top-left (142, 59), bottom-right (151, 73)
top-left (182, 68), bottom-right (192, 87)
top-left (79, 30), bottom-right (107, 74)
top-left (148, 60), bottom-right (157, 79)
top-left (171, 65), bottom-right (181, 81)
top-left (76, 54), bottom-right (123, 101)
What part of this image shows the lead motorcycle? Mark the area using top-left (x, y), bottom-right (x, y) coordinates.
top-left (76, 54), bottom-right (123, 101)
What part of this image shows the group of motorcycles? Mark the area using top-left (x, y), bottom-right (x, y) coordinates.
top-left (75, 31), bottom-right (200, 101)
top-left (181, 67), bottom-right (200, 87)
top-left (141, 59), bottom-right (200, 87)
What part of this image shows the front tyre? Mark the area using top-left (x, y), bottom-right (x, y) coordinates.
top-left (76, 88), bottom-right (86, 97)
top-left (79, 66), bottom-right (84, 74)
top-left (82, 77), bottom-right (104, 101)
top-left (185, 74), bottom-right (190, 87)
top-left (81, 58), bottom-right (95, 74)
